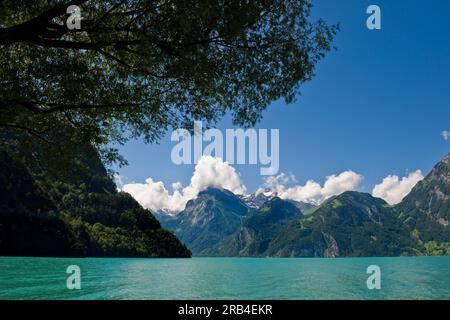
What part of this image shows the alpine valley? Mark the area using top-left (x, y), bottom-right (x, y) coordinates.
top-left (157, 153), bottom-right (450, 257)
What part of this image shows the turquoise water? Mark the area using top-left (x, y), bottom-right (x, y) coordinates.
top-left (0, 256), bottom-right (449, 300)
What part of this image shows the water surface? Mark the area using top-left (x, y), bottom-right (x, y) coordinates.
top-left (0, 256), bottom-right (449, 299)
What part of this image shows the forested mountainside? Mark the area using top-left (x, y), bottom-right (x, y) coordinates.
top-left (158, 153), bottom-right (450, 257)
top-left (0, 148), bottom-right (190, 258)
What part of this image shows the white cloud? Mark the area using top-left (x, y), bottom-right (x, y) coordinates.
top-left (171, 181), bottom-right (182, 191)
top-left (372, 170), bottom-right (424, 205)
top-left (263, 173), bottom-right (296, 186)
top-left (123, 158), bottom-right (425, 211)
top-left (442, 130), bottom-right (450, 141)
top-left (321, 171), bottom-right (364, 199)
top-left (257, 171), bottom-right (363, 205)
top-left (113, 173), bottom-right (125, 190)
top-left (182, 155), bottom-right (246, 197)
top-left (121, 156), bottom-right (246, 213)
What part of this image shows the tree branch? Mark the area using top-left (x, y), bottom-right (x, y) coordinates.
top-left (0, 123), bottom-right (51, 143)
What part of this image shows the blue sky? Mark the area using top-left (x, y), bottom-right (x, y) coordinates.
top-left (113, 0), bottom-right (450, 199)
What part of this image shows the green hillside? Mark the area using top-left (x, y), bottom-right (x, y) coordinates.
top-left (0, 148), bottom-right (190, 258)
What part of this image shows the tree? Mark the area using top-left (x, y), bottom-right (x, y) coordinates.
top-left (0, 0), bottom-right (338, 166)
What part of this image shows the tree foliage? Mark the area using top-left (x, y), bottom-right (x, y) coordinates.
top-left (0, 0), bottom-right (338, 165)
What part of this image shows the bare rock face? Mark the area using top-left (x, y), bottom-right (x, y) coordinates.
top-left (157, 187), bottom-right (251, 256)
top-left (323, 233), bottom-right (340, 258)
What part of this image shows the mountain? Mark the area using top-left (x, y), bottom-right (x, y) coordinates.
top-left (0, 148), bottom-right (190, 258)
top-left (285, 199), bottom-right (316, 213)
top-left (240, 191), bottom-right (315, 212)
top-left (240, 192), bottom-right (271, 208)
top-left (216, 197), bottom-right (306, 256)
top-left (158, 152), bottom-right (450, 257)
top-left (291, 192), bottom-right (419, 257)
top-left (217, 192), bottom-right (419, 257)
top-left (396, 152), bottom-right (450, 251)
top-left (158, 188), bottom-right (423, 257)
top-left (157, 187), bottom-right (251, 255)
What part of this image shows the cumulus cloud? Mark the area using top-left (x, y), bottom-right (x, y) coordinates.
top-left (442, 130), bottom-right (450, 141)
top-left (171, 181), bottom-right (182, 191)
top-left (121, 156), bottom-right (365, 212)
top-left (263, 173), bottom-right (297, 186)
top-left (113, 173), bottom-right (125, 190)
top-left (256, 171), bottom-right (363, 205)
top-left (372, 170), bottom-right (424, 205)
top-left (121, 156), bottom-right (246, 213)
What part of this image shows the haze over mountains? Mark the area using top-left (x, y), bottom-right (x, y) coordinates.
top-left (157, 153), bottom-right (450, 257)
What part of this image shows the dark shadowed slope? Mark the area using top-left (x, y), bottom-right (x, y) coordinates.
top-left (0, 148), bottom-right (190, 258)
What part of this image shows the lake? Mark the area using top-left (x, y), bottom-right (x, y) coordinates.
top-left (0, 256), bottom-right (449, 300)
